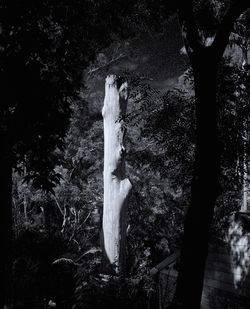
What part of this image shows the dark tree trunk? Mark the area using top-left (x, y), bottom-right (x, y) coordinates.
top-left (172, 1), bottom-right (250, 308)
top-left (173, 50), bottom-right (221, 308)
top-left (0, 150), bottom-right (13, 308)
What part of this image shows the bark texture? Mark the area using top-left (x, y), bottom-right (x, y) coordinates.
top-left (102, 75), bottom-right (132, 273)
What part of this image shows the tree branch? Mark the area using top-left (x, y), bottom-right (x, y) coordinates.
top-left (178, 0), bottom-right (203, 56)
top-left (212, 0), bottom-right (250, 62)
top-left (53, 195), bottom-right (64, 216)
top-left (87, 54), bottom-right (126, 75)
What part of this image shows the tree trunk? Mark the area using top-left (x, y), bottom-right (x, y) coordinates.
top-left (0, 151), bottom-right (13, 308)
top-left (102, 75), bottom-right (132, 274)
top-left (172, 2), bottom-right (250, 308)
top-left (173, 52), bottom-right (221, 308)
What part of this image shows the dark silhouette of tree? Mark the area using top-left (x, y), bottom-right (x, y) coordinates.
top-left (171, 1), bottom-right (250, 308)
top-left (118, 2), bottom-right (250, 306)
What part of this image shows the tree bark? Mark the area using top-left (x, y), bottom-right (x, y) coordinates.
top-left (173, 52), bottom-right (220, 308)
top-left (102, 75), bottom-right (132, 274)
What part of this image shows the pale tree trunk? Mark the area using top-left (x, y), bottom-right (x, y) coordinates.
top-left (102, 75), bottom-right (132, 274)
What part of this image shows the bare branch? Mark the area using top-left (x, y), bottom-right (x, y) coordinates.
top-left (87, 54), bottom-right (126, 75)
top-left (53, 195), bottom-right (64, 216)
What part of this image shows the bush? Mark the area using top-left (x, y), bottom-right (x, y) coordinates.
top-left (74, 252), bottom-right (157, 309)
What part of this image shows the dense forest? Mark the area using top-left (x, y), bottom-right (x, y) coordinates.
top-left (1, 1), bottom-right (250, 308)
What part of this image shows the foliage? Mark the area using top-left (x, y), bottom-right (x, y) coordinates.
top-left (218, 58), bottom-right (250, 190)
top-left (12, 53), bottom-right (250, 307)
top-left (74, 251), bottom-right (156, 309)
top-left (230, 9), bottom-right (250, 58)
top-left (1, 0), bottom-right (149, 189)
top-left (9, 2), bottom-right (250, 307)
top-left (212, 57), bottom-right (250, 235)
top-left (12, 230), bottom-right (68, 308)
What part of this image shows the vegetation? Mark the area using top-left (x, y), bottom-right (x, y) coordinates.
top-left (1, 1), bottom-right (250, 308)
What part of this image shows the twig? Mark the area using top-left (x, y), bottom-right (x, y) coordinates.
top-left (87, 54), bottom-right (126, 75)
